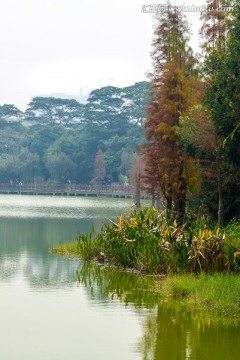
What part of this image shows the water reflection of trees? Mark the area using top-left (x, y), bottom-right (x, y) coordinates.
top-left (0, 215), bottom-right (121, 284)
top-left (0, 199), bottom-right (130, 284)
top-left (0, 251), bottom-right (79, 288)
top-left (77, 262), bottom-right (240, 360)
top-left (0, 255), bottom-right (19, 280)
top-left (23, 255), bottom-right (79, 289)
top-left (0, 217), bottom-right (94, 254)
top-left (140, 304), bottom-right (240, 360)
top-left (0, 216), bottom-right (98, 285)
top-left (0, 217), bottom-right (82, 286)
top-left (77, 261), bottom-right (158, 309)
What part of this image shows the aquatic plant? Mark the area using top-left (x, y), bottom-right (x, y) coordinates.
top-left (74, 208), bottom-right (240, 274)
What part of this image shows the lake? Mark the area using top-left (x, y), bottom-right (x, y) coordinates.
top-left (0, 194), bottom-right (239, 360)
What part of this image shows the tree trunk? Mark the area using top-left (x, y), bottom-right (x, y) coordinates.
top-left (174, 164), bottom-right (187, 224)
top-left (166, 196), bottom-right (172, 220)
top-left (156, 195), bottom-right (161, 211)
top-left (174, 192), bottom-right (186, 224)
top-left (134, 172), bottom-right (141, 209)
top-left (151, 194), bottom-right (155, 208)
top-left (216, 156), bottom-right (224, 226)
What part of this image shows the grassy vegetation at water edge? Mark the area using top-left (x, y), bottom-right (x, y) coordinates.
top-left (52, 241), bottom-right (80, 257)
top-left (53, 207), bottom-right (240, 274)
top-left (153, 273), bottom-right (240, 320)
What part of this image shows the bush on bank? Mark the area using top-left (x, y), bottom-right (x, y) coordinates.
top-left (70, 207), bottom-right (240, 274)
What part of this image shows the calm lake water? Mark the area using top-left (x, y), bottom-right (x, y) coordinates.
top-left (0, 194), bottom-right (239, 360)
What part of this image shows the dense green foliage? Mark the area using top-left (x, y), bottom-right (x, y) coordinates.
top-left (202, 3), bottom-right (240, 221)
top-left (0, 82), bottom-right (147, 183)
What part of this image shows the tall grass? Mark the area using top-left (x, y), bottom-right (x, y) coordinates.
top-left (157, 273), bottom-right (240, 319)
top-left (74, 208), bottom-right (240, 274)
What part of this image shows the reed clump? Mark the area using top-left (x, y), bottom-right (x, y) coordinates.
top-left (75, 208), bottom-right (240, 274)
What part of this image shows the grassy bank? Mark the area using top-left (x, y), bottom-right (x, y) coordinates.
top-left (152, 273), bottom-right (240, 321)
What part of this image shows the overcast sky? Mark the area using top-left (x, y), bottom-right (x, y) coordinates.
top-left (0, 0), bottom-right (206, 110)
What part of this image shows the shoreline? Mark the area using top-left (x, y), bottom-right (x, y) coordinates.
top-left (51, 241), bottom-right (240, 324)
top-left (51, 207), bottom-right (240, 323)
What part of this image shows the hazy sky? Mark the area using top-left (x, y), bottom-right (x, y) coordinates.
top-left (0, 0), bottom-right (206, 110)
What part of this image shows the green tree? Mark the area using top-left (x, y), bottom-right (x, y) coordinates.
top-left (83, 84), bottom-right (145, 182)
top-left (0, 155), bottom-right (21, 182)
top-left (25, 97), bottom-right (84, 126)
top-left (25, 125), bottom-right (65, 180)
top-left (201, 0), bottom-right (238, 222)
top-left (46, 151), bottom-right (76, 183)
top-left (18, 148), bottom-right (40, 183)
top-left (84, 86), bottom-right (130, 139)
top-left (0, 104), bottom-right (23, 121)
top-left (102, 136), bottom-right (134, 182)
top-left (0, 123), bottom-right (25, 155)
top-left (121, 81), bottom-right (148, 126)
top-left (178, 105), bottom-right (225, 224)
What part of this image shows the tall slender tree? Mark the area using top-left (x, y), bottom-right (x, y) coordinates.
top-left (200, 0), bottom-right (230, 53)
top-left (141, 6), bottom-right (198, 221)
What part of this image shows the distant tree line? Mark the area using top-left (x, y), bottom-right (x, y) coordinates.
top-left (0, 81), bottom-right (148, 184)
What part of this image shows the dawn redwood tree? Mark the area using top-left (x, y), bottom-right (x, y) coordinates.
top-left (141, 6), bottom-right (198, 221)
top-left (200, 0), bottom-right (230, 52)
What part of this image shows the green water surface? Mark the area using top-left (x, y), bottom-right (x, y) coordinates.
top-left (0, 194), bottom-right (239, 360)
